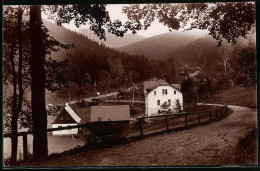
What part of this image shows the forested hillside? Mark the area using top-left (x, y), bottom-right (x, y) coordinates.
top-left (43, 20), bottom-right (149, 86)
top-left (174, 35), bottom-right (219, 75)
top-left (118, 29), bottom-right (255, 76)
top-left (42, 19), bottom-right (256, 100)
top-left (42, 19), bottom-right (180, 98)
top-left (78, 28), bottom-right (145, 48)
top-left (118, 30), bottom-right (207, 59)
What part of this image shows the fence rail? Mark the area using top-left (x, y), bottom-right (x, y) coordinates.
top-left (136, 104), bottom-right (228, 137)
top-left (3, 120), bottom-right (129, 161)
top-left (104, 100), bottom-right (145, 103)
top-left (4, 103), bottom-right (228, 162)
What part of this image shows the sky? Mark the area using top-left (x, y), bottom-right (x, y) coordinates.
top-left (52, 4), bottom-right (170, 38)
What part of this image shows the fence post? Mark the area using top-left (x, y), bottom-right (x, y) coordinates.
top-left (209, 111), bottom-right (212, 121)
top-left (198, 112), bottom-right (200, 124)
top-left (215, 109), bottom-right (218, 118)
top-left (225, 105), bottom-right (228, 115)
top-left (104, 122), bottom-right (111, 146)
top-left (164, 115), bottom-right (169, 131)
top-left (139, 118), bottom-right (143, 136)
top-left (220, 107), bottom-right (223, 118)
top-left (23, 133), bottom-right (28, 161)
top-left (185, 112), bottom-right (188, 128)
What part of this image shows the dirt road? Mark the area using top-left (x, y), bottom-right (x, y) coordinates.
top-left (25, 105), bottom-right (257, 166)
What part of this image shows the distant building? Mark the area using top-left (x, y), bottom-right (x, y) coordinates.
top-left (177, 65), bottom-right (204, 80)
top-left (52, 103), bottom-right (130, 135)
top-left (188, 67), bottom-right (203, 78)
top-left (177, 65), bottom-right (191, 80)
top-left (144, 79), bottom-right (183, 117)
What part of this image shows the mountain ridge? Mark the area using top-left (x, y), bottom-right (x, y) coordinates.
top-left (78, 28), bottom-right (145, 48)
top-left (118, 30), bottom-right (209, 60)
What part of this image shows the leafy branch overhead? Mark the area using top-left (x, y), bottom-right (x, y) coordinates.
top-left (122, 2), bottom-right (255, 45)
top-left (43, 4), bottom-right (128, 40)
top-left (3, 5), bottom-right (74, 135)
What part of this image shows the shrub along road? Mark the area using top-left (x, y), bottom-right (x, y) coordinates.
top-left (25, 105), bottom-right (257, 166)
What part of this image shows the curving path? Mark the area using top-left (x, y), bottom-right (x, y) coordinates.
top-left (26, 105), bottom-right (257, 166)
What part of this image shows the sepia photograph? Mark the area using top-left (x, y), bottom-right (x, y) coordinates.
top-left (2, 1), bottom-right (257, 168)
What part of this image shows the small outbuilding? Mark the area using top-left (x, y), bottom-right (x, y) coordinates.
top-left (52, 103), bottom-right (130, 136)
top-left (91, 105), bottom-right (130, 122)
top-left (52, 103), bottom-right (90, 135)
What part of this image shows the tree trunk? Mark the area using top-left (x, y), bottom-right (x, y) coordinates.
top-left (224, 61), bottom-right (227, 74)
top-left (10, 6), bottom-right (24, 165)
top-left (10, 42), bottom-right (18, 165)
top-left (30, 5), bottom-right (48, 159)
top-left (17, 6), bottom-right (24, 120)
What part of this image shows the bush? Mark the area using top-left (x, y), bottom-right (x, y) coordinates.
top-left (118, 89), bottom-right (131, 99)
top-left (80, 122), bottom-right (128, 146)
top-left (161, 102), bottom-right (170, 109)
top-left (174, 99), bottom-right (182, 112)
top-left (78, 99), bottom-right (89, 107)
top-left (47, 105), bottom-right (62, 116)
top-left (130, 107), bottom-right (138, 116)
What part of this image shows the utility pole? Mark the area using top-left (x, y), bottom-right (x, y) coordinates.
top-left (68, 88), bottom-right (70, 103)
top-left (104, 85), bottom-right (107, 99)
top-left (132, 82), bottom-right (135, 107)
top-left (95, 80), bottom-right (97, 97)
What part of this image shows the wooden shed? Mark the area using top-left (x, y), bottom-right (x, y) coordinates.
top-left (52, 104), bottom-right (130, 136)
top-left (52, 103), bottom-right (90, 135)
top-left (90, 105), bottom-right (130, 122)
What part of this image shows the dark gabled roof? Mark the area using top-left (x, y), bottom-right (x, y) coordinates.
top-left (144, 79), bottom-right (169, 90)
top-left (178, 65), bottom-right (190, 72)
top-left (147, 84), bottom-right (182, 95)
top-left (69, 103), bottom-right (90, 124)
top-left (144, 81), bottom-right (160, 90)
top-left (171, 84), bottom-right (181, 90)
top-left (52, 103), bottom-right (130, 125)
top-left (52, 103), bottom-right (91, 125)
top-left (189, 66), bottom-right (202, 73)
top-left (90, 105), bottom-right (130, 122)
top-left (178, 65), bottom-right (204, 73)
top-left (144, 80), bottom-right (182, 95)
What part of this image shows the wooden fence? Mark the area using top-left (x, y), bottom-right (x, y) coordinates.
top-left (4, 103), bottom-right (228, 162)
top-left (104, 99), bottom-right (145, 103)
top-left (136, 104), bottom-right (228, 136)
top-left (3, 120), bottom-right (127, 161)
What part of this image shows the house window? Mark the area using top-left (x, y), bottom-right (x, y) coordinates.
top-left (168, 99), bottom-right (171, 105)
top-left (59, 117), bottom-right (63, 120)
top-left (174, 91), bottom-right (176, 94)
top-left (162, 89), bottom-right (168, 95)
top-left (157, 100), bottom-right (160, 106)
top-left (154, 91), bottom-right (156, 95)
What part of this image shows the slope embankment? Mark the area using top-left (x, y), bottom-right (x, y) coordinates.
top-left (24, 105), bottom-right (257, 166)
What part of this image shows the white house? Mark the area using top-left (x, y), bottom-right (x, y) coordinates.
top-left (52, 103), bottom-right (130, 135)
top-left (144, 79), bottom-right (183, 117)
